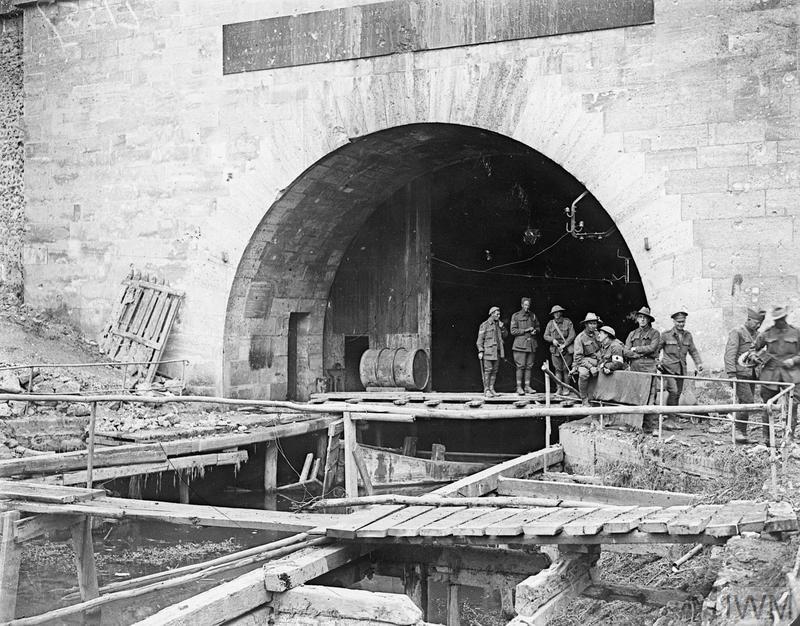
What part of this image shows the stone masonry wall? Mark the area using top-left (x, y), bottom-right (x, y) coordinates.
top-left (0, 11), bottom-right (24, 303)
top-left (17, 0), bottom-right (800, 395)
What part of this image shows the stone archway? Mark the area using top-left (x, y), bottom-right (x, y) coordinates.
top-left (223, 123), bottom-right (648, 399)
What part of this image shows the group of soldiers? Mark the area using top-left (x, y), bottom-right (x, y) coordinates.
top-left (477, 299), bottom-right (800, 443)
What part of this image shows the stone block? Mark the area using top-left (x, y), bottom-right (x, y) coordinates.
top-left (766, 116), bottom-right (800, 140)
top-left (665, 168), bottom-right (729, 194)
top-left (765, 188), bottom-right (797, 216)
top-left (711, 120), bottom-right (765, 145)
top-left (748, 141), bottom-right (778, 166)
top-left (693, 216), bottom-right (794, 249)
top-left (728, 163), bottom-right (800, 191)
top-left (697, 144), bottom-right (749, 168)
top-left (681, 190), bottom-right (765, 220)
top-left (777, 139), bottom-right (800, 162)
top-left (644, 148), bottom-right (697, 172)
top-left (701, 246), bottom-right (760, 279)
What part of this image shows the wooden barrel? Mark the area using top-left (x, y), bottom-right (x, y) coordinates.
top-left (359, 348), bottom-right (430, 390)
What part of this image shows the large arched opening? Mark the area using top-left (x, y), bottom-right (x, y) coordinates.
top-left (224, 123), bottom-right (647, 410)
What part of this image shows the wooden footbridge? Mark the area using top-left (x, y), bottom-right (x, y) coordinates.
top-left (0, 383), bottom-right (796, 625)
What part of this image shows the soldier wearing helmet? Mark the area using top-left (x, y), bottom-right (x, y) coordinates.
top-left (543, 305), bottom-right (575, 395)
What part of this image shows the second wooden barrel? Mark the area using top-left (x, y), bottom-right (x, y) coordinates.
top-left (359, 347), bottom-right (430, 390)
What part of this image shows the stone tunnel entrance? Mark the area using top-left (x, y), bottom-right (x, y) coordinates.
top-left (224, 123), bottom-right (646, 403)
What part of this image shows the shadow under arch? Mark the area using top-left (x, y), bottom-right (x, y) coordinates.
top-left (223, 122), bottom-right (646, 401)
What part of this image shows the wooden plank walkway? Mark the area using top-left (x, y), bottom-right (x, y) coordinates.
top-left (322, 501), bottom-right (798, 545)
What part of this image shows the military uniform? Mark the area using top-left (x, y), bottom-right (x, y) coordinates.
top-left (573, 313), bottom-right (602, 404)
top-left (510, 299), bottom-right (540, 394)
top-left (543, 309), bottom-right (575, 395)
top-left (658, 319), bottom-right (703, 406)
top-left (753, 307), bottom-right (800, 441)
top-left (624, 327), bottom-right (660, 373)
top-left (597, 337), bottom-right (626, 373)
top-left (476, 308), bottom-right (508, 396)
top-left (724, 308), bottom-right (765, 439)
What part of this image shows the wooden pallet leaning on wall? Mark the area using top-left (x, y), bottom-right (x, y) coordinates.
top-left (100, 271), bottom-right (184, 386)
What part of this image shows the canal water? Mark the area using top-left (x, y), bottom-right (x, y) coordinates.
top-left (17, 460), bottom-right (508, 624)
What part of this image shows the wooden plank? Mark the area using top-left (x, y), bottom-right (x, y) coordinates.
top-left (134, 565), bottom-right (269, 626)
top-left (484, 508), bottom-right (555, 537)
top-left (562, 506), bottom-right (637, 536)
top-left (40, 451), bottom-right (248, 486)
top-left (0, 511), bottom-right (21, 621)
top-left (496, 476), bottom-right (699, 507)
top-left (321, 434), bottom-right (339, 495)
top-left (666, 505), bottom-right (718, 536)
top-left (432, 446), bottom-right (564, 498)
top-left (0, 416), bottom-right (335, 477)
top-left (71, 517), bottom-right (99, 602)
top-left (418, 507), bottom-right (497, 537)
top-left (638, 506), bottom-right (690, 533)
top-left (343, 412), bottom-right (358, 497)
top-left (524, 507), bottom-right (599, 536)
top-left (737, 500), bottom-right (768, 532)
top-left (351, 445), bottom-right (375, 495)
top-left (358, 445), bottom-right (488, 486)
top-left (388, 506), bottom-right (467, 538)
top-left (146, 294), bottom-right (183, 383)
top-left (142, 290), bottom-right (169, 341)
top-left (539, 472), bottom-right (603, 485)
top-left (269, 585), bottom-right (424, 624)
top-left (603, 507), bottom-right (661, 534)
top-left (0, 480), bottom-right (105, 503)
top-left (327, 505), bottom-right (405, 540)
top-left (582, 582), bottom-right (692, 607)
top-left (11, 497), bottom-right (342, 533)
top-left (357, 506), bottom-right (434, 539)
top-left (705, 501), bottom-right (753, 538)
top-left (15, 513), bottom-right (82, 542)
top-left (262, 543), bottom-right (367, 591)
top-left (450, 507), bottom-right (521, 537)
top-left (515, 554), bottom-right (595, 618)
top-left (765, 502), bottom-right (798, 532)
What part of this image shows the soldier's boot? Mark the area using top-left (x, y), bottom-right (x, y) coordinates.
top-left (515, 370), bottom-right (525, 396)
top-left (578, 375), bottom-right (590, 406)
top-left (482, 370), bottom-right (491, 397)
top-left (523, 370), bottom-right (535, 394)
top-left (488, 372), bottom-right (499, 397)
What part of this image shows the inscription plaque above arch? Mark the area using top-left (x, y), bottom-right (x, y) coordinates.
top-left (223, 0), bottom-right (654, 75)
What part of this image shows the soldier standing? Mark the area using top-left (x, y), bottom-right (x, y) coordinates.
top-left (510, 297), bottom-right (540, 395)
top-left (624, 306), bottom-right (661, 430)
top-left (658, 311), bottom-right (704, 412)
top-left (543, 305), bottom-right (575, 395)
top-left (573, 312), bottom-right (602, 406)
top-left (752, 306), bottom-right (800, 444)
top-left (724, 307), bottom-right (766, 443)
top-left (476, 306), bottom-right (508, 397)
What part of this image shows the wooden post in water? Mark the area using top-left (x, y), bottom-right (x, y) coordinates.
top-left (0, 510), bottom-right (21, 621)
top-left (71, 518), bottom-right (99, 604)
top-left (447, 582), bottom-right (460, 626)
top-left (343, 412), bottom-right (358, 498)
top-left (77, 401), bottom-right (100, 610)
top-left (403, 563), bottom-right (428, 619)
top-left (264, 442), bottom-right (278, 493)
top-left (544, 364), bottom-right (552, 451)
top-left (179, 472), bottom-right (191, 504)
